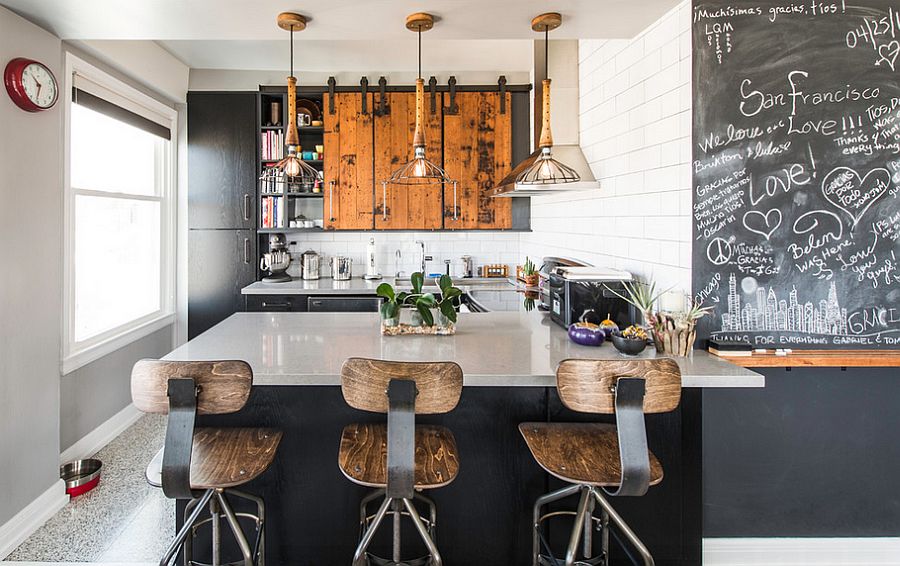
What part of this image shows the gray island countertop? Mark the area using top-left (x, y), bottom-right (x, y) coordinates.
top-left (165, 312), bottom-right (764, 389)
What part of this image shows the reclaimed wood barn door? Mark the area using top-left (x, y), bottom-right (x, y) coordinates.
top-left (374, 91), bottom-right (444, 230)
top-left (443, 91), bottom-right (512, 230)
top-left (323, 92), bottom-right (375, 230)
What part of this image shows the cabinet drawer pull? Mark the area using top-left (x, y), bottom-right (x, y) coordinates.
top-left (381, 181), bottom-right (388, 221)
top-left (243, 238), bottom-right (251, 264)
top-left (261, 301), bottom-right (291, 309)
top-left (242, 194), bottom-right (251, 221)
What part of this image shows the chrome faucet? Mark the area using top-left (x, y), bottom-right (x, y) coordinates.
top-left (415, 240), bottom-right (432, 274)
top-left (395, 249), bottom-right (402, 278)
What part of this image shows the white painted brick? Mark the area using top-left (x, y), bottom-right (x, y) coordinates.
top-left (679, 30), bottom-right (692, 61)
top-left (614, 39), bottom-right (645, 74)
top-left (644, 114), bottom-right (681, 146)
top-left (644, 63), bottom-right (681, 100)
top-left (615, 83), bottom-right (646, 114)
top-left (628, 51), bottom-right (661, 86)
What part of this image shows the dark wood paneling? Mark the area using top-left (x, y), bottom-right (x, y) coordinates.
top-left (373, 92), bottom-right (443, 230)
top-left (187, 92), bottom-right (257, 230)
top-left (188, 229), bottom-right (255, 339)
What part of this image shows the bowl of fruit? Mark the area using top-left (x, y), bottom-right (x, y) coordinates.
top-left (567, 322), bottom-right (606, 347)
top-left (610, 325), bottom-right (649, 355)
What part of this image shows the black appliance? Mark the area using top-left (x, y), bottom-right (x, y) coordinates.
top-left (538, 257), bottom-right (593, 311)
top-left (548, 267), bottom-right (637, 329)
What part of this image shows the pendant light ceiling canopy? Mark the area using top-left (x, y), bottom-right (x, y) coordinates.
top-left (383, 12), bottom-right (454, 186)
top-left (273, 11), bottom-right (318, 183)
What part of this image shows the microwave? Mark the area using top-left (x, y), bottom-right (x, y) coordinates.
top-left (548, 268), bottom-right (637, 329)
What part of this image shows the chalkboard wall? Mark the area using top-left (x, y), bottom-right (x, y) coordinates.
top-left (692, 0), bottom-right (900, 349)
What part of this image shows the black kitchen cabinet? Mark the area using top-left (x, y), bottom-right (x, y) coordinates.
top-left (187, 92), bottom-right (257, 230)
top-left (188, 229), bottom-right (256, 339)
top-left (306, 296), bottom-right (381, 312)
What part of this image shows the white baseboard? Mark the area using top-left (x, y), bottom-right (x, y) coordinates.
top-left (0, 480), bottom-right (68, 560)
top-left (60, 403), bottom-right (142, 465)
top-left (704, 537), bottom-right (900, 565)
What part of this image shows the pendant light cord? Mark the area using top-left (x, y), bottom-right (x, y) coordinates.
top-left (544, 28), bottom-right (549, 79)
top-left (418, 27), bottom-right (422, 79)
top-left (290, 25), bottom-right (294, 76)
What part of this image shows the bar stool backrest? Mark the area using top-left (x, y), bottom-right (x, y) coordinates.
top-left (556, 358), bottom-right (681, 415)
top-left (131, 359), bottom-right (253, 415)
top-left (341, 358), bottom-right (463, 414)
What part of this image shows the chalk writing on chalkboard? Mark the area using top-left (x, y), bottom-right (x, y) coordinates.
top-left (692, 0), bottom-right (900, 349)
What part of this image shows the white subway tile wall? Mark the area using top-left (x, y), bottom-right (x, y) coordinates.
top-left (283, 232), bottom-right (521, 279)
top-left (520, 0), bottom-right (692, 292)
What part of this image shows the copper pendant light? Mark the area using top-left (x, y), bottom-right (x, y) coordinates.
top-left (272, 12), bottom-right (318, 184)
top-left (515, 12), bottom-right (580, 186)
top-left (383, 12), bottom-right (454, 186)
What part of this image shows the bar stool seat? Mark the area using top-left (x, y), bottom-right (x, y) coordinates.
top-left (519, 422), bottom-right (663, 487)
top-left (147, 428), bottom-right (282, 489)
top-left (339, 423), bottom-right (459, 489)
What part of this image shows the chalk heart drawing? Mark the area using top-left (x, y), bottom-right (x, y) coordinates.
top-left (876, 40), bottom-right (900, 71)
top-left (743, 208), bottom-right (782, 240)
top-left (821, 166), bottom-right (890, 227)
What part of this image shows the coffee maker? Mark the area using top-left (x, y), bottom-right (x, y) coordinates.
top-left (259, 234), bottom-right (292, 283)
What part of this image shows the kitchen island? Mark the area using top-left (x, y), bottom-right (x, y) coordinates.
top-left (165, 311), bottom-right (763, 565)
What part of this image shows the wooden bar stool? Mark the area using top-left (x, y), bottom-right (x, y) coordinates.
top-left (520, 358), bottom-right (681, 566)
top-left (338, 358), bottom-right (463, 566)
top-left (132, 359), bottom-right (282, 566)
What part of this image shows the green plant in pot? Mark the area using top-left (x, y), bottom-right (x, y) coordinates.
top-left (376, 272), bottom-right (462, 329)
top-left (522, 257), bottom-right (539, 287)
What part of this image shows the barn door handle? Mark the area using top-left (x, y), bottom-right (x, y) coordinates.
top-left (242, 193), bottom-right (251, 221)
top-left (381, 181), bottom-right (389, 221)
top-left (329, 181), bottom-right (336, 222)
top-left (243, 238), bottom-right (251, 264)
top-left (498, 75), bottom-right (507, 114)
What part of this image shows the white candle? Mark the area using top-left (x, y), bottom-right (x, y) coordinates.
top-left (658, 290), bottom-right (685, 313)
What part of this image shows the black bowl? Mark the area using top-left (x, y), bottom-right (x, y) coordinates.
top-left (610, 333), bottom-right (647, 355)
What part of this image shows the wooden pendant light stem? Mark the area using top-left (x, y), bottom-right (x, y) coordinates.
top-left (414, 78), bottom-right (426, 148)
top-left (539, 78), bottom-right (553, 148)
top-left (286, 76), bottom-right (299, 147)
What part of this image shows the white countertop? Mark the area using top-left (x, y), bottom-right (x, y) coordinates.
top-left (241, 276), bottom-right (522, 295)
top-left (164, 312), bottom-right (764, 389)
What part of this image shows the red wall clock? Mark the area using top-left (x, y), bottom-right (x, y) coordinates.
top-left (4, 57), bottom-right (59, 112)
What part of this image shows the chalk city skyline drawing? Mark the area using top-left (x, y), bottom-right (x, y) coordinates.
top-left (719, 273), bottom-right (849, 335)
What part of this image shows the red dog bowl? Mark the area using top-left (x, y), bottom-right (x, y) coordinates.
top-left (60, 459), bottom-right (102, 497)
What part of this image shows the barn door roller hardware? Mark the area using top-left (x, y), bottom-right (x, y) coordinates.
top-left (498, 75), bottom-right (507, 114)
top-left (428, 76), bottom-right (437, 114)
top-left (445, 76), bottom-right (459, 115)
top-left (327, 76), bottom-right (336, 114)
top-left (377, 76), bottom-right (390, 116)
top-left (360, 76), bottom-right (369, 114)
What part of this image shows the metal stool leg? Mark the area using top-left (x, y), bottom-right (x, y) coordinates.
top-left (564, 487), bottom-right (592, 566)
top-left (353, 496), bottom-right (392, 566)
top-left (414, 492), bottom-right (438, 540)
top-left (182, 495), bottom-right (203, 566)
top-left (161, 490), bottom-right (215, 566)
top-left (583, 490), bottom-right (596, 559)
top-left (216, 491), bottom-right (254, 566)
top-left (532, 484), bottom-right (582, 566)
top-left (591, 489), bottom-right (654, 566)
top-left (600, 508), bottom-right (610, 566)
top-left (226, 489), bottom-right (266, 566)
top-left (402, 498), bottom-right (442, 566)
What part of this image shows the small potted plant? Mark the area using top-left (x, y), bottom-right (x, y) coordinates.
top-left (522, 257), bottom-right (539, 287)
top-left (607, 280), bottom-right (711, 356)
top-left (376, 272), bottom-right (462, 336)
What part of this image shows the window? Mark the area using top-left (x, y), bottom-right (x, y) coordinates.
top-left (63, 55), bottom-right (177, 373)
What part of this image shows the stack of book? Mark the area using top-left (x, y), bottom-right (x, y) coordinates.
top-left (261, 131), bottom-right (285, 161)
top-left (708, 338), bottom-right (753, 357)
top-left (260, 196), bottom-right (284, 229)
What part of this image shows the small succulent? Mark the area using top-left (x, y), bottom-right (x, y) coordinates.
top-left (523, 257), bottom-right (537, 276)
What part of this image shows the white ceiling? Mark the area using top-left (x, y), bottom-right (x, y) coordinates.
top-left (2, 0), bottom-right (678, 41)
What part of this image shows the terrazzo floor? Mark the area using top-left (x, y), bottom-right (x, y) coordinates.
top-left (5, 415), bottom-right (172, 563)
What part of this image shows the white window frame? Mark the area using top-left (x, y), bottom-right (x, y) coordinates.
top-left (62, 54), bottom-right (177, 374)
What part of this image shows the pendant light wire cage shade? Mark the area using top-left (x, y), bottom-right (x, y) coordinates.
top-left (383, 15), bottom-right (456, 187)
top-left (516, 147), bottom-right (580, 185)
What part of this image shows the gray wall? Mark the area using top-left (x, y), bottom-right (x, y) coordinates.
top-left (0, 5), bottom-right (63, 525)
top-left (59, 326), bottom-right (173, 451)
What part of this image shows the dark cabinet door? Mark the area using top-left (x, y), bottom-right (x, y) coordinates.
top-left (188, 229), bottom-right (256, 339)
top-left (188, 92), bottom-right (257, 229)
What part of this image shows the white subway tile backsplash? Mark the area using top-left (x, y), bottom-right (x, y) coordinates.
top-left (521, 1), bottom-right (692, 286)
